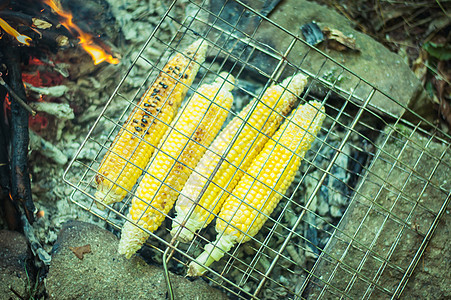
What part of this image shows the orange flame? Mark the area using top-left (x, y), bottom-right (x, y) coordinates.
top-left (43, 0), bottom-right (119, 65)
top-left (0, 17), bottom-right (32, 46)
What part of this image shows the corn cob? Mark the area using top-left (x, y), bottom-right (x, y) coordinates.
top-left (118, 73), bottom-right (235, 258)
top-left (94, 39), bottom-right (208, 208)
top-left (188, 101), bottom-right (325, 276)
top-left (171, 73), bottom-right (308, 243)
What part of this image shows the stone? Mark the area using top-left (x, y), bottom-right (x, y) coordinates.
top-left (316, 200), bottom-right (330, 216)
top-left (0, 230), bottom-right (35, 299)
top-left (203, 0), bottom-right (433, 120)
top-left (401, 206), bottom-right (450, 299)
top-left (329, 205), bottom-right (342, 218)
top-left (46, 221), bottom-right (229, 299)
top-left (302, 126), bottom-right (450, 298)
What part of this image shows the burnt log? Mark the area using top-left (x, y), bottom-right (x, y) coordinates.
top-left (3, 46), bottom-right (35, 224)
top-left (0, 82), bottom-right (20, 230)
top-left (0, 10), bottom-right (34, 26)
top-left (0, 82), bottom-right (9, 195)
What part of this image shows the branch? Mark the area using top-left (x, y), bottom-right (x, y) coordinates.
top-left (0, 84), bottom-right (20, 230)
top-left (0, 84), bottom-right (9, 196)
top-left (4, 46), bottom-right (36, 224)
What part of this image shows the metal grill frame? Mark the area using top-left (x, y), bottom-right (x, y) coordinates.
top-left (63, 0), bottom-right (451, 299)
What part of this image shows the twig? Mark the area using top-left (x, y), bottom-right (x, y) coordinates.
top-left (0, 76), bottom-right (36, 116)
top-left (435, 0), bottom-right (450, 16)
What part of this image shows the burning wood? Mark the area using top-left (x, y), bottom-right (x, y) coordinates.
top-left (0, 0), bottom-right (120, 228)
top-left (0, 17), bottom-right (32, 46)
top-left (43, 0), bottom-right (119, 65)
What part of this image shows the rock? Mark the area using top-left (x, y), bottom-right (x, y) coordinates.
top-left (46, 221), bottom-right (229, 300)
top-left (0, 230), bottom-right (35, 299)
top-left (329, 205), bottom-right (342, 218)
top-left (401, 206), bottom-right (450, 299)
top-left (204, 0), bottom-right (433, 120)
top-left (303, 126), bottom-right (450, 298)
top-left (316, 200), bottom-right (329, 216)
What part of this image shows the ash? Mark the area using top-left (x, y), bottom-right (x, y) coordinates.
top-left (14, 1), bottom-right (372, 299)
top-left (22, 0), bottom-right (191, 252)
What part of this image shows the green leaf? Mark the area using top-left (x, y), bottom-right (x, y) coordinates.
top-left (425, 81), bottom-right (435, 98)
top-left (423, 42), bottom-right (451, 60)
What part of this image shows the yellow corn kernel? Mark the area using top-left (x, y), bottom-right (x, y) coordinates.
top-left (118, 73), bottom-right (235, 258)
top-left (94, 39), bottom-right (208, 208)
top-left (188, 101), bottom-right (325, 276)
top-left (171, 73), bottom-right (308, 243)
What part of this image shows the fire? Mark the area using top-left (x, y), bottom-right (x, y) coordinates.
top-left (0, 17), bottom-right (32, 46)
top-left (43, 0), bottom-right (119, 65)
top-left (78, 34), bottom-right (119, 65)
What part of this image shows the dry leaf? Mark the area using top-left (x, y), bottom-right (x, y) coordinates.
top-left (439, 98), bottom-right (451, 130)
top-left (69, 244), bottom-right (91, 260)
top-left (434, 61), bottom-right (451, 129)
top-left (412, 50), bottom-right (428, 85)
top-left (32, 18), bottom-right (52, 29)
top-left (323, 26), bottom-right (359, 52)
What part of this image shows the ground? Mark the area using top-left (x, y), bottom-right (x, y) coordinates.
top-left (0, 0), bottom-right (449, 299)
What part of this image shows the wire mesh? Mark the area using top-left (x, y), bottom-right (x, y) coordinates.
top-left (63, 0), bottom-right (451, 299)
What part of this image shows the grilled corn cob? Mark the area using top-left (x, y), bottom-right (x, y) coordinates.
top-left (188, 101), bottom-right (325, 276)
top-left (95, 39), bottom-right (208, 208)
top-left (171, 74), bottom-right (308, 243)
top-left (118, 73), bottom-right (235, 258)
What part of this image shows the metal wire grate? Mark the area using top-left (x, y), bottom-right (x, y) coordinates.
top-left (63, 0), bottom-right (450, 299)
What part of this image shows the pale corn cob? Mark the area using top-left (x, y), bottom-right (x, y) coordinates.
top-left (118, 73), bottom-right (235, 258)
top-left (188, 101), bottom-right (325, 276)
top-left (94, 39), bottom-right (208, 208)
top-left (171, 74), bottom-right (308, 243)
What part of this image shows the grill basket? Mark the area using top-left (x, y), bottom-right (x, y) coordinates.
top-left (63, 0), bottom-right (450, 299)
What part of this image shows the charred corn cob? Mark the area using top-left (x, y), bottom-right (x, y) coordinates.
top-left (94, 39), bottom-right (208, 208)
top-left (171, 74), bottom-right (308, 243)
top-left (118, 74), bottom-right (235, 258)
top-left (188, 101), bottom-right (325, 276)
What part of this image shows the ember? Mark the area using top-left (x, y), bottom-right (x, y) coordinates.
top-left (0, 0), bottom-right (120, 228)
